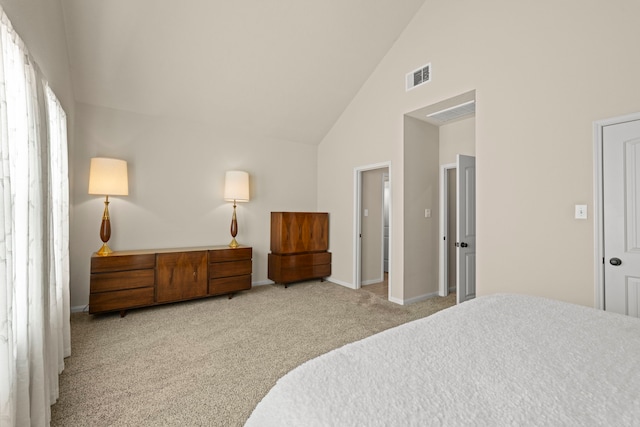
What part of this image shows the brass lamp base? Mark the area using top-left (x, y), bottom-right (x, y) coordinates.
top-left (96, 242), bottom-right (113, 256)
top-left (228, 200), bottom-right (240, 248)
top-left (97, 195), bottom-right (114, 256)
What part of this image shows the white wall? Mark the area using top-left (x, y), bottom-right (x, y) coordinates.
top-left (71, 103), bottom-right (318, 308)
top-left (403, 117), bottom-right (439, 301)
top-left (440, 118), bottom-right (475, 166)
top-left (318, 0), bottom-right (640, 307)
top-left (0, 0), bottom-right (74, 111)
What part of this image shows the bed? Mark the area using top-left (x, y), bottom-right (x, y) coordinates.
top-left (245, 294), bottom-right (640, 426)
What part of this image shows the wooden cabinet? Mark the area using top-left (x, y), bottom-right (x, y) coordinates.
top-left (89, 246), bottom-right (252, 315)
top-left (268, 212), bottom-right (331, 286)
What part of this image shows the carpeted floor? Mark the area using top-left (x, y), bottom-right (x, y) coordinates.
top-left (51, 280), bottom-right (455, 426)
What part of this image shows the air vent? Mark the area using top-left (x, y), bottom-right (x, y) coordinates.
top-left (426, 100), bottom-right (475, 123)
top-left (406, 63), bottom-right (431, 91)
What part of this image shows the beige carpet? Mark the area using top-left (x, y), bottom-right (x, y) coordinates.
top-left (51, 281), bottom-right (455, 426)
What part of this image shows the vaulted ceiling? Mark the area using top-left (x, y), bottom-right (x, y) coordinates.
top-left (60, 0), bottom-right (426, 145)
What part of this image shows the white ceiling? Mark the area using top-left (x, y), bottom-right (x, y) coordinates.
top-left (60, 0), bottom-right (426, 145)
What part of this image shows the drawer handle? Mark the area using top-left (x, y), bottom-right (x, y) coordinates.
top-left (193, 268), bottom-right (198, 281)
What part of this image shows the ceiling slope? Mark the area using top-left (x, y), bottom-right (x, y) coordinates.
top-left (61, 0), bottom-right (426, 144)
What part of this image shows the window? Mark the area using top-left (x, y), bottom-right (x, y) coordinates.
top-left (0, 8), bottom-right (70, 426)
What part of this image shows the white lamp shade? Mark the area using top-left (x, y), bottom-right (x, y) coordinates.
top-left (88, 157), bottom-right (129, 196)
top-left (224, 171), bottom-right (250, 202)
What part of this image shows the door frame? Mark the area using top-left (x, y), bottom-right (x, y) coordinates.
top-left (439, 162), bottom-right (456, 296)
top-left (354, 161), bottom-right (392, 299)
top-left (593, 111), bottom-right (640, 310)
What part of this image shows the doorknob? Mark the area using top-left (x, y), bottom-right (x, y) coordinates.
top-left (610, 257), bottom-right (622, 266)
top-left (456, 242), bottom-right (468, 248)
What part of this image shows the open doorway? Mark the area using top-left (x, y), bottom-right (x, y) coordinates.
top-left (354, 162), bottom-right (391, 300)
top-left (404, 90), bottom-right (476, 304)
top-left (439, 164), bottom-right (457, 296)
top-left (439, 155), bottom-right (476, 303)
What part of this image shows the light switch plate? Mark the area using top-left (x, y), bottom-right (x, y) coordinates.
top-left (575, 204), bottom-right (587, 219)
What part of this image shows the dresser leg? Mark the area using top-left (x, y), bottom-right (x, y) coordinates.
top-left (228, 293), bottom-right (234, 300)
top-left (119, 310), bottom-right (127, 318)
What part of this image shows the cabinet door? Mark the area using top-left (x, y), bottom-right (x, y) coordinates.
top-left (156, 251), bottom-right (207, 303)
top-left (271, 212), bottom-right (328, 254)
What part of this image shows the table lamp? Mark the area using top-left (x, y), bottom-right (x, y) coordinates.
top-left (88, 157), bottom-right (129, 256)
top-left (224, 171), bottom-right (249, 248)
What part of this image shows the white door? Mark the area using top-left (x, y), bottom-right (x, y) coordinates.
top-left (456, 155), bottom-right (476, 304)
top-left (603, 119), bottom-right (640, 317)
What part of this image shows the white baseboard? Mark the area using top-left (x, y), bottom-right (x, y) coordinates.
top-left (252, 279), bottom-right (274, 286)
top-left (402, 291), bottom-right (440, 305)
top-left (327, 277), bottom-right (356, 289)
top-left (389, 292), bottom-right (441, 306)
top-left (361, 277), bottom-right (383, 286)
top-left (71, 305), bottom-right (87, 313)
top-left (388, 296), bottom-right (404, 305)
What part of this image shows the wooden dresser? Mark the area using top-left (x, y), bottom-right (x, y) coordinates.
top-left (268, 212), bottom-right (331, 287)
top-left (90, 245), bottom-right (252, 316)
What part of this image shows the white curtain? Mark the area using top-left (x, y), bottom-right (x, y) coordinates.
top-left (44, 82), bottom-right (71, 408)
top-left (0, 7), bottom-right (70, 427)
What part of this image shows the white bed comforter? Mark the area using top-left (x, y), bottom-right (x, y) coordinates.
top-left (245, 294), bottom-right (640, 426)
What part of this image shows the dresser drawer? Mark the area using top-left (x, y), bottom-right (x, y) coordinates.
top-left (91, 253), bottom-right (156, 273)
top-left (274, 252), bottom-right (331, 268)
top-left (209, 274), bottom-right (251, 295)
top-left (91, 269), bottom-right (155, 293)
top-left (209, 260), bottom-right (252, 279)
top-left (268, 252), bottom-right (331, 284)
top-left (208, 247), bottom-right (252, 262)
top-left (311, 263), bottom-right (331, 278)
top-left (271, 263), bottom-right (331, 283)
top-left (89, 287), bottom-right (155, 314)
